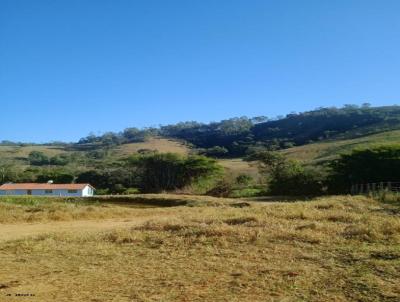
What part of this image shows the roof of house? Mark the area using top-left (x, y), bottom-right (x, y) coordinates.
top-left (0, 183), bottom-right (94, 190)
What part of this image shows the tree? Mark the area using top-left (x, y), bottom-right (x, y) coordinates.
top-left (328, 145), bottom-right (400, 193)
top-left (245, 151), bottom-right (289, 177)
top-left (198, 146), bottom-right (229, 157)
top-left (36, 170), bottom-right (75, 183)
top-left (49, 154), bottom-right (70, 165)
top-left (122, 128), bottom-right (149, 143)
top-left (127, 153), bottom-right (222, 193)
top-left (268, 165), bottom-right (324, 196)
top-left (76, 170), bottom-right (109, 188)
top-left (0, 162), bottom-right (17, 183)
top-left (246, 151), bottom-right (324, 195)
top-left (28, 151), bottom-right (49, 166)
top-left (76, 169), bottom-right (138, 193)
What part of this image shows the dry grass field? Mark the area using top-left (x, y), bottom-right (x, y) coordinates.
top-left (0, 194), bottom-right (399, 301)
top-left (218, 158), bottom-right (261, 181)
top-left (0, 145), bottom-right (68, 166)
top-left (114, 138), bottom-right (190, 156)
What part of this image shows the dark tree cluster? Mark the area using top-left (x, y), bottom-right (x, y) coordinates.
top-left (28, 151), bottom-right (71, 166)
top-left (76, 127), bottom-right (158, 148)
top-left (328, 145), bottom-right (400, 193)
top-left (73, 153), bottom-right (222, 194)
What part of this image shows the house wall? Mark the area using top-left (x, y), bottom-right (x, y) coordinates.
top-left (82, 186), bottom-right (94, 197)
top-left (0, 186), bottom-right (94, 197)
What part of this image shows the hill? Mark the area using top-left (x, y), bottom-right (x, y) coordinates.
top-left (73, 105), bottom-right (400, 157)
top-left (0, 144), bottom-right (69, 167)
top-left (114, 137), bottom-right (190, 156)
top-left (1, 105), bottom-right (400, 191)
top-left (282, 129), bottom-right (400, 164)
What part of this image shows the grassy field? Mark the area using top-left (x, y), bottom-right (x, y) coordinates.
top-left (0, 194), bottom-right (399, 301)
top-left (114, 138), bottom-right (190, 156)
top-left (282, 129), bottom-right (400, 164)
top-left (218, 158), bottom-right (261, 181)
top-left (0, 195), bottom-right (240, 224)
top-left (0, 138), bottom-right (189, 167)
top-left (0, 145), bottom-right (68, 166)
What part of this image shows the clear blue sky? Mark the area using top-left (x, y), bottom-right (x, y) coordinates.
top-left (1, 0), bottom-right (400, 142)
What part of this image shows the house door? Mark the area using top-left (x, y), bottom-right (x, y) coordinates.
top-left (27, 190), bottom-right (32, 195)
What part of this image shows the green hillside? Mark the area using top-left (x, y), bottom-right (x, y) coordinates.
top-left (282, 129), bottom-right (400, 164)
top-left (0, 138), bottom-right (261, 182)
top-left (0, 145), bottom-right (70, 167)
top-left (74, 105), bottom-right (400, 157)
top-left (2, 129), bottom-right (399, 186)
top-left (0, 138), bottom-right (190, 169)
top-left (1, 105), bottom-right (400, 194)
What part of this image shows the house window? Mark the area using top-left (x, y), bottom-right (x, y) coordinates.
top-left (45, 189), bottom-right (53, 194)
top-left (68, 189), bottom-right (78, 193)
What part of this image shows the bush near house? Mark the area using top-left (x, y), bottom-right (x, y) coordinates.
top-left (328, 144), bottom-right (400, 193)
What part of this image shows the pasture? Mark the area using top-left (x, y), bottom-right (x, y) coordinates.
top-left (0, 194), bottom-right (399, 301)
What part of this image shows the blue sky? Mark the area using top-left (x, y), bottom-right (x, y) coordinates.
top-left (1, 0), bottom-right (400, 142)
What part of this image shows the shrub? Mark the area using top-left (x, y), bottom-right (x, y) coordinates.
top-left (229, 188), bottom-right (265, 198)
top-left (235, 174), bottom-right (253, 186)
top-left (247, 150), bottom-right (325, 196)
top-left (123, 188), bottom-right (140, 195)
top-left (269, 166), bottom-right (325, 196)
top-left (206, 181), bottom-right (234, 197)
top-left (28, 151), bottom-right (49, 165)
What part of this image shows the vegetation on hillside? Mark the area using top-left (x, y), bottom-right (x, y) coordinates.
top-left (1, 105), bottom-right (400, 196)
top-left (72, 105), bottom-right (400, 157)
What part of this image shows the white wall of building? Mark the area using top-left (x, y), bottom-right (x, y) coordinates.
top-left (0, 185), bottom-right (94, 197)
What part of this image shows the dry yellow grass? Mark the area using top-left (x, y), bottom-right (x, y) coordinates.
top-left (0, 199), bottom-right (145, 224)
top-left (0, 145), bottom-right (68, 166)
top-left (114, 138), bottom-right (190, 156)
top-left (0, 194), bottom-right (237, 224)
top-left (218, 158), bottom-right (261, 181)
top-left (0, 195), bottom-right (399, 301)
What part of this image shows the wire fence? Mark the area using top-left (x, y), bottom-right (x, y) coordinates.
top-left (350, 182), bottom-right (400, 195)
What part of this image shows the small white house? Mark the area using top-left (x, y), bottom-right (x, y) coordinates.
top-left (0, 183), bottom-right (95, 197)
